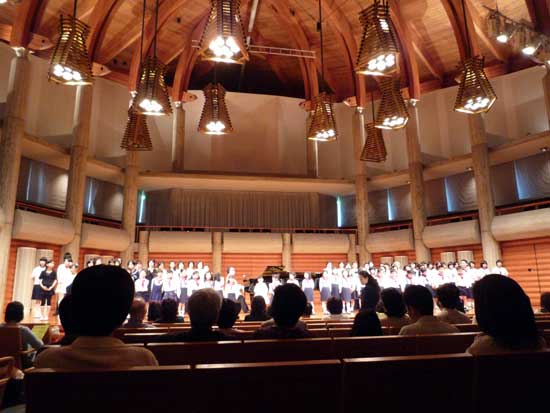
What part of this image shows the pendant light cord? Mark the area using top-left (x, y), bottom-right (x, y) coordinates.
top-left (140, 0), bottom-right (146, 64)
top-left (73, 0), bottom-right (78, 19)
top-left (462, 0), bottom-right (472, 58)
top-left (371, 91), bottom-right (376, 122)
top-left (318, 0), bottom-right (325, 92)
top-left (153, 0), bottom-right (159, 59)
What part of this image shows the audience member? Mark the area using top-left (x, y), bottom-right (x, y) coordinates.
top-left (158, 289), bottom-right (230, 342)
top-left (35, 265), bottom-right (158, 368)
top-left (436, 283), bottom-right (472, 324)
top-left (244, 296), bottom-right (270, 322)
top-left (147, 302), bottom-right (161, 322)
top-left (359, 270), bottom-right (380, 311)
top-left (467, 275), bottom-right (547, 355)
top-left (378, 288), bottom-right (411, 329)
top-left (323, 298), bottom-right (348, 320)
top-left (303, 303), bottom-right (313, 319)
top-left (351, 310), bottom-right (383, 337)
top-left (399, 285), bottom-right (459, 335)
top-left (1, 301), bottom-right (43, 366)
top-left (539, 292), bottom-right (550, 313)
top-left (253, 284), bottom-right (312, 339)
top-left (218, 299), bottom-right (244, 336)
top-left (56, 295), bottom-right (78, 346)
top-left (156, 298), bottom-right (184, 324)
top-left (124, 298), bottom-right (154, 328)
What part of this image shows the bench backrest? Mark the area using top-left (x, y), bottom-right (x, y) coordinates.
top-left (0, 356), bottom-right (14, 408)
top-left (0, 327), bottom-right (23, 368)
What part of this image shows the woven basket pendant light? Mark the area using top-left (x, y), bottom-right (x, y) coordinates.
top-left (199, 0), bottom-right (249, 64)
top-left (361, 93), bottom-right (387, 162)
top-left (122, 98), bottom-right (152, 151)
top-left (454, 0), bottom-right (496, 115)
top-left (307, 0), bottom-right (338, 142)
top-left (48, 1), bottom-right (93, 86)
top-left (198, 83), bottom-right (234, 135)
top-left (375, 77), bottom-right (409, 130)
top-left (356, 0), bottom-right (400, 77)
top-left (134, 0), bottom-right (172, 116)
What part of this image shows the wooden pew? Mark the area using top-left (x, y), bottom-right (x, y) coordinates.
top-left (0, 327), bottom-right (36, 369)
top-left (25, 360), bottom-right (341, 413)
top-left (342, 353), bottom-right (474, 413)
top-left (414, 332), bottom-right (478, 355)
top-left (334, 335), bottom-right (418, 358)
top-left (0, 357), bottom-right (14, 408)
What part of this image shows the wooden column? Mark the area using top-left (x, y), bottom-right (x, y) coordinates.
top-left (171, 102), bottom-right (186, 172)
top-left (347, 233), bottom-right (357, 264)
top-left (543, 69), bottom-right (550, 129)
top-left (212, 232), bottom-right (223, 274)
top-left (468, 114), bottom-right (501, 266)
top-left (0, 48), bottom-right (30, 311)
top-left (306, 112), bottom-right (318, 178)
top-left (282, 233), bottom-right (292, 271)
top-left (62, 84), bottom-right (93, 260)
top-left (121, 151), bottom-right (139, 264)
top-left (405, 102), bottom-right (431, 263)
top-left (352, 107), bottom-right (371, 265)
top-left (138, 230), bottom-right (149, 265)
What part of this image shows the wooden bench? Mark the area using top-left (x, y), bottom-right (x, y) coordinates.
top-left (0, 356), bottom-right (14, 408)
top-left (0, 327), bottom-right (36, 369)
top-left (25, 360), bottom-right (341, 413)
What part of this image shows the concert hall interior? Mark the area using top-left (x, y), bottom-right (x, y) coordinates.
top-left (0, 0), bottom-right (550, 411)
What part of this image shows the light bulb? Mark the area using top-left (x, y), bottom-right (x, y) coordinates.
top-left (522, 45), bottom-right (537, 55)
top-left (73, 71), bottom-right (82, 81)
top-left (226, 36), bottom-right (240, 53)
top-left (496, 34), bottom-right (508, 43)
top-left (376, 61), bottom-right (386, 71)
top-left (380, 19), bottom-right (389, 32)
top-left (62, 71), bottom-right (73, 81)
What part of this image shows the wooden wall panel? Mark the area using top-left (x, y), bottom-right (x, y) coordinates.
top-left (291, 254), bottom-right (348, 273)
top-left (430, 244), bottom-right (483, 264)
top-left (78, 248), bottom-right (120, 267)
top-left (222, 253), bottom-right (282, 281)
top-left (4, 240), bottom-right (61, 307)
top-left (535, 243), bottom-right (550, 296)
top-left (371, 250), bottom-right (416, 267)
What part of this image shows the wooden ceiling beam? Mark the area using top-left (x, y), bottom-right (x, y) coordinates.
top-left (86, 0), bottom-right (121, 61)
top-left (10, 0), bottom-right (42, 48)
top-left (441, 0), bottom-right (480, 61)
top-left (467, 1), bottom-right (508, 62)
top-left (526, 0), bottom-right (550, 36)
top-left (0, 23), bottom-right (53, 50)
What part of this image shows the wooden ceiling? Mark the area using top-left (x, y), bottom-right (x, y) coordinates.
top-left (0, 0), bottom-right (544, 104)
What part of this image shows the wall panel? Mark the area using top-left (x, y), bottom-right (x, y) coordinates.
top-left (430, 244), bottom-right (484, 265)
top-left (222, 253), bottom-right (282, 281)
top-left (291, 254), bottom-right (348, 273)
top-left (78, 249), bottom-right (120, 267)
top-left (371, 250), bottom-right (416, 267)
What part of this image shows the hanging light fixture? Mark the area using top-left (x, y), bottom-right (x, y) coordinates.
top-left (307, 0), bottom-right (338, 142)
top-left (48, 0), bottom-right (92, 85)
top-left (198, 82), bottom-right (234, 135)
top-left (375, 77), bottom-right (409, 130)
top-left (516, 27), bottom-right (541, 56)
top-left (355, 0), bottom-right (399, 77)
top-left (198, 0), bottom-right (249, 64)
top-left (535, 39), bottom-right (550, 65)
top-left (361, 93), bottom-right (387, 162)
top-left (134, 0), bottom-right (172, 116)
top-left (486, 9), bottom-right (516, 44)
top-left (454, 0), bottom-right (496, 115)
top-left (121, 96), bottom-right (153, 151)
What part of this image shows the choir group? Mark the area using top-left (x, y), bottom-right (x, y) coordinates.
top-left (29, 253), bottom-right (510, 319)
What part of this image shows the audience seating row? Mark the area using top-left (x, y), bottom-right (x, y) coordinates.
top-left (25, 350), bottom-right (550, 413)
top-left (0, 356), bottom-right (14, 408)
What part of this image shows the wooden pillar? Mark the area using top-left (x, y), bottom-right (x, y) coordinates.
top-left (347, 233), bottom-right (357, 264)
top-left (468, 114), bottom-right (501, 266)
top-left (171, 102), bottom-right (186, 172)
top-left (543, 69), bottom-right (550, 129)
top-left (212, 232), bottom-right (223, 274)
top-left (0, 48), bottom-right (30, 311)
top-left (138, 230), bottom-right (149, 265)
top-left (282, 233), bottom-right (292, 271)
top-left (62, 84), bottom-right (93, 260)
top-left (306, 112), bottom-right (318, 178)
top-left (406, 102), bottom-right (431, 263)
top-left (121, 151), bottom-right (139, 264)
top-left (352, 107), bottom-right (371, 265)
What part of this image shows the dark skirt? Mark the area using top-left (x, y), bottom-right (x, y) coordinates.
top-left (341, 287), bottom-right (352, 302)
top-left (32, 285), bottom-right (42, 300)
top-left (40, 289), bottom-right (54, 305)
top-left (320, 287), bottom-right (331, 302)
top-left (304, 287), bottom-right (314, 302)
top-left (164, 291), bottom-right (178, 301)
top-left (136, 291), bottom-right (150, 302)
top-left (179, 288), bottom-right (188, 304)
top-left (227, 293), bottom-right (237, 301)
top-left (150, 285), bottom-right (163, 302)
top-left (459, 286), bottom-right (472, 298)
top-left (330, 284), bottom-right (340, 299)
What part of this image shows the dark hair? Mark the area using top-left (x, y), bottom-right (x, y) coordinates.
top-left (58, 295), bottom-right (76, 334)
top-left (351, 310), bottom-right (383, 337)
top-left (249, 296), bottom-right (268, 320)
top-left (380, 288), bottom-right (406, 318)
top-left (303, 303), bottom-right (313, 317)
top-left (541, 292), bottom-right (550, 313)
top-left (129, 298), bottom-right (147, 320)
top-left (4, 301), bottom-right (24, 323)
top-left (71, 265), bottom-right (135, 336)
top-left (147, 302), bottom-right (161, 322)
top-left (359, 270), bottom-right (380, 310)
top-left (159, 298), bottom-right (180, 323)
top-left (474, 274), bottom-right (540, 349)
top-left (218, 299), bottom-right (241, 329)
top-left (403, 285), bottom-right (434, 316)
top-left (270, 284), bottom-right (307, 328)
top-left (327, 297), bottom-right (343, 315)
top-left (436, 283), bottom-right (462, 310)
